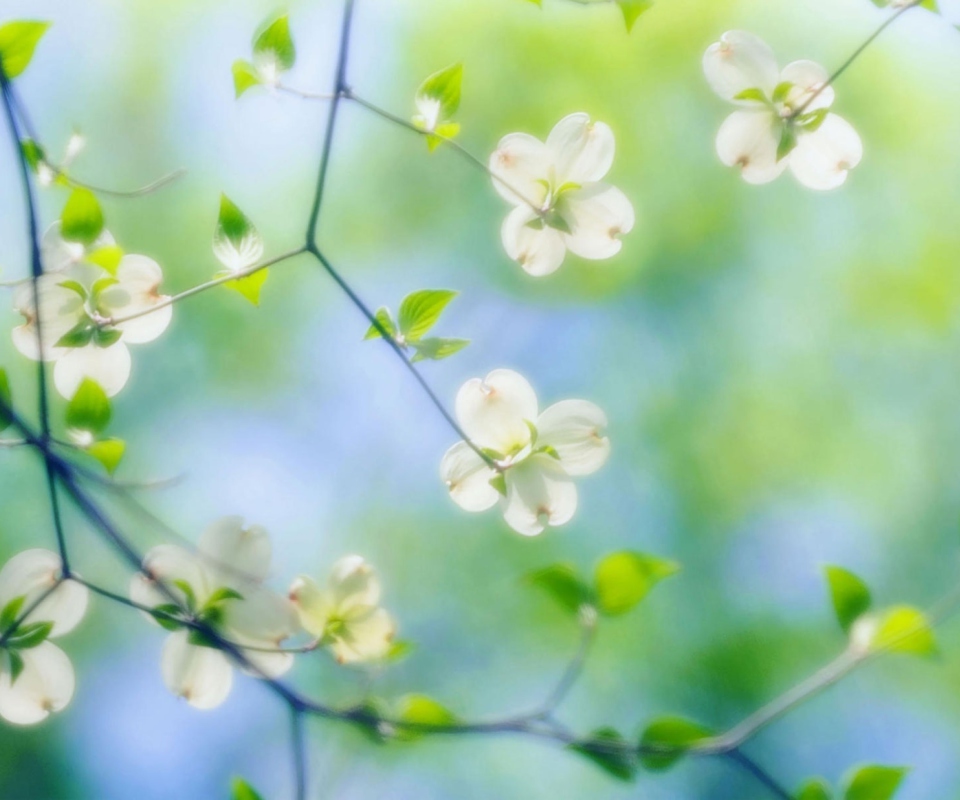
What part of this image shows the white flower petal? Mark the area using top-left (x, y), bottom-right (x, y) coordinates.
top-left (536, 399), bottom-right (611, 476)
top-left (501, 206), bottom-right (568, 277)
top-left (101, 255), bottom-right (172, 345)
top-left (161, 630), bottom-right (233, 709)
top-left (546, 113), bottom-right (616, 185)
top-left (560, 183), bottom-right (635, 261)
top-left (779, 60), bottom-right (834, 112)
top-left (53, 341), bottom-right (131, 399)
top-left (330, 608), bottom-right (395, 665)
top-left (40, 222), bottom-right (115, 274)
top-left (289, 575), bottom-right (331, 638)
top-left (715, 110), bottom-right (788, 185)
top-left (500, 455), bottom-right (578, 536)
top-left (12, 277), bottom-right (84, 362)
top-left (489, 132), bottom-right (551, 207)
top-left (440, 441), bottom-right (499, 512)
top-left (939, 0), bottom-right (960, 25)
top-left (0, 642), bottom-right (76, 725)
top-left (789, 114), bottom-right (863, 191)
top-left (703, 30), bottom-right (780, 102)
top-left (198, 516), bottom-right (272, 584)
top-left (236, 643), bottom-right (294, 680)
top-left (224, 587), bottom-right (299, 645)
top-left (327, 556), bottom-right (382, 612)
top-left (0, 549), bottom-right (90, 637)
top-left (136, 544), bottom-right (209, 607)
top-left (456, 369), bottom-right (538, 455)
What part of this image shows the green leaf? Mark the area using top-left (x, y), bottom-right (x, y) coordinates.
top-left (21, 139), bottom-right (46, 172)
top-left (86, 245), bottom-right (123, 275)
top-left (363, 307), bottom-right (398, 341)
top-left (253, 14), bottom-right (296, 72)
top-left (733, 87), bottom-right (768, 104)
top-left (7, 621), bottom-right (53, 650)
top-left (526, 563), bottom-right (594, 616)
top-left (772, 81), bottom-right (794, 104)
top-left (396, 694), bottom-right (457, 741)
top-left (7, 651), bottom-right (24, 685)
top-left (824, 566), bottom-right (871, 633)
top-left (0, 21), bottom-right (51, 79)
top-left (594, 551), bottom-right (679, 617)
top-left (0, 368), bottom-right (12, 433)
top-left (568, 727), bottom-right (637, 782)
top-left (173, 580), bottom-right (197, 612)
top-left (205, 587), bottom-right (244, 607)
top-left (777, 125), bottom-right (797, 162)
top-left (66, 378), bottom-right (111, 434)
top-left (60, 188), bottom-right (104, 246)
top-left (639, 716), bottom-right (712, 771)
top-left (617, 0), bottom-right (653, 32)
top-left (796, 778), bottom-right (833, 800)
top-left (842, 765), bottom-right (907, 800)
top-left (232, 59), bottom-right (261, 98)
top-left (55, 319), bottom-right (95, 349)
top-left (94, 327), bottom-right (122, 348)
top-left (410, 337), bottom-right (470, 363)
top-left (87, 439), bottom-right (125, 475)
top-left (415, 63), bottom-right (463, 128)
top-left (798, 107), bottom-right (829, 133)
top-left (214, 194), bottom-right (262, 267)
top-left (385, 639), bottom-right (415, 662)
top-left (0, 595), bottom-right (26, 632)
top-left (398, 289), bottom-right (457, 341)
top-left (872, 606), bottom-right (937, 657)
top-left (151, 604), bottom-right (184, 631)
top-left (489, 471), bottom-right (507, 497)
top-left (230, 777), bottom-right (265, 800)
top-left (224, 270), bottom-right (269, 306)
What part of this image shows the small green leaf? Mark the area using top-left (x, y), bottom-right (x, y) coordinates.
top-left (86, 245), bottom-right (124, 275)
top-left (842, 765), bottom-right (907, 800)
top-left (151, 604), bottom-right (184, 631)
top-left (415, 63), bottom-right (463, 130)
top-left (639, 716), bottom-right (712, 771)
top-left (797, 107), bottom-right (829, 133)
top-left (230, 777), bottom-right (265, 800)
top-left (0, 21), bottom-right (51, 79)
top-left (526, 563), bottom-right (594, 616)
top-left (363, 307), bottom-right (398, 341)
top-left (94, 327), bottom-right (122, 348)
top-left (66, 378), bottom-right (111, 434)
top-left (617, 0), bottom-right (653, 32)
top-left (569, 727), bottom-right (637, 782)
top-left (205, 587), bottom-right (244, 607)
top-left (396, 694), bottom-right (457, 741)
top-left (386, 639), bottom-right (415, 662)
top-left (87, 438), bottom-right (125, 475)
top-left (796, 778), bottom-right (833, 800)
top-left (7, 621), bottom-right (52, 650)
top-left (224, 270), bottom-right (269, 306)
top-left (489, 471), bottom-right (507, 497)
top-left (7, 651), bottom-right (24, 685)
top-left (872, 606), bottom-right (937, 657)
top-left (21, 139), bottom-right (46, 172)
top-left (410, 337), bottom-right (470, 363)
top-left (60, 188), bottom-right (104, 246)
top-left (55, 319), bottom-right (96, 349)
top-left (172, 580), bottom-right (197, 613)
top-left (0, 368), bottom-right (12, 432)
top-left (777, 125), bottom-right (797, 162)
top-left (733, 87), bottom-right (768, 104)
top-left (0, 595), bottom-right (26, 632)
top-left (253, 14), bottom-right (296, 72)
top-left (214, 193), bottom-right (263, 272)
top-left (824, 566), bottom-right (871, 633)
top-left (232, 59), bottom-right (261, 98)
top-left (594, 551), bottom-right (679, 617)
top-left (398, 289), bottom-right (457, 341)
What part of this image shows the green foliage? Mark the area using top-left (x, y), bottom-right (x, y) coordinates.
top-left (66, 379), bottom-right (111, 434)
top-left (232, 60), bottom-right (260, 98)
top-left (733, 88), bottom-right (768, 104)
top-left (21, 139), bottom-right (45, 172)
top-left (617, 0), bottom-right (653, 33)
top-left (568, 727), bottom-right (637, 782)
top-left (796, 778), bottom-right (833, 800)
top-left (214, 194), bottom-right (267, 305)
top-left (526, 563), bottom-right (594, 616)
top-left (395, 694), bottom-right (457, 741)
top-left (364, 290), bottom-right (469, 362)
top-left (414, 63), bottom-right (463, 148)
top-left (872, 606), bottom-right (937, 657)
top-left (60, 188), bottom-right (104, 245)
top-left (0, 21), bottom-right (50, 79)
top-left (7, 651), bottom-right (24, 684)
top-left (254, 14), bottom-right (296, 72)
top-left (594, 551), bottom-right (679, 617)
top-left (86, 245), bottom-right (123, 275)
top-left (385, 640), bottom-right (415, 662)
top-left (410, 337), bottom-right (469, 363)
top-left (230, 776), bottom-right (265, 800)
top-left (842, 765), bottom-right (907, 800)
top-left (0, 596), bottom-right (26, 632)
top-left (87, 439), bottom-right (126, 475)
top-left (824, 565), bottom-right (871, 633)
top-left (225, 270), bottom-right (268, 306)
top-left (638, 716), bottom-right (712, 771)
top-left (0, 368), bottom-right (12, 432)
top-left (5, 621), bottom-right (53, 650)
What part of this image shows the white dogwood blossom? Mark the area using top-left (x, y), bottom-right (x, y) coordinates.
top-left (703, 31), bottom-right (863, 190)
top-left (130, 517), bottom-right (300, 710)
top-left (11, 231), bottom-right (172, 398)
top-left (440, 369), bottom-right (610, 536)
top-left (289, 556), bottom-right (395, 665)
top-left (0, 549), bottom-right (89, 725)
top-left (489, 113), bottom-right (635, 277)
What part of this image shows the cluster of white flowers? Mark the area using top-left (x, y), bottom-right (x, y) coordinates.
top-left (440, 369), bottom-right (610, 536)
top-left (131, 518), bottom-right (395, 709)
top-left (703, 31), bottom-right (863, 190)
top-left (0, 550), bottom-right (87, 725)
top-left (11, 224), bottom-right (172, 398)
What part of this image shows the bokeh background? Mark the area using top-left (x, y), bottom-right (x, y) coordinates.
top-left (1, 0), bottom-right (960, 797)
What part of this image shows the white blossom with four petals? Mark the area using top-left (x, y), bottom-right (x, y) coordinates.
top-left (130, 517), bottom-right (300, 710)
top-left (703, 31), bottom-right (863, 190)
top-left (489, 113), bottom-right (635, 277)
top-left (289, 556), bottom-right (396, 665)
top-left (0, 549), bottom-right (88, 725)
top-left (440, 369), bottom-right (610, 536)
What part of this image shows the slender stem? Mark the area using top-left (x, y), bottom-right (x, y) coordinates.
top-left (62, 167), bottom-right (187, 199)
top-left (0, 438), bottom-right (28, 448)
top-left (309, 245), bottom-right (497, 469)
top-left (278, 84), bottom-right (335, 101)
top-left (304, 0), bottom-right (356, 246)
top-left (535, 609), bottom-right (597, 716)
top-left (291, 708), bottom-right (307, 800)
top-left (101, 247), bottom-right (307, 327)
top-left (726, 750), bottom-right (793, 800)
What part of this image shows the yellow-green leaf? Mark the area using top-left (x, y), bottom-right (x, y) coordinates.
top-left (0, 21), bottom-right (50, 79)
top-left (594, 551), bottom-right (679, 617)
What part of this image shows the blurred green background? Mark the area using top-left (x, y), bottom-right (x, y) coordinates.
top-left (2, 0), bottom-right (960, 797)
